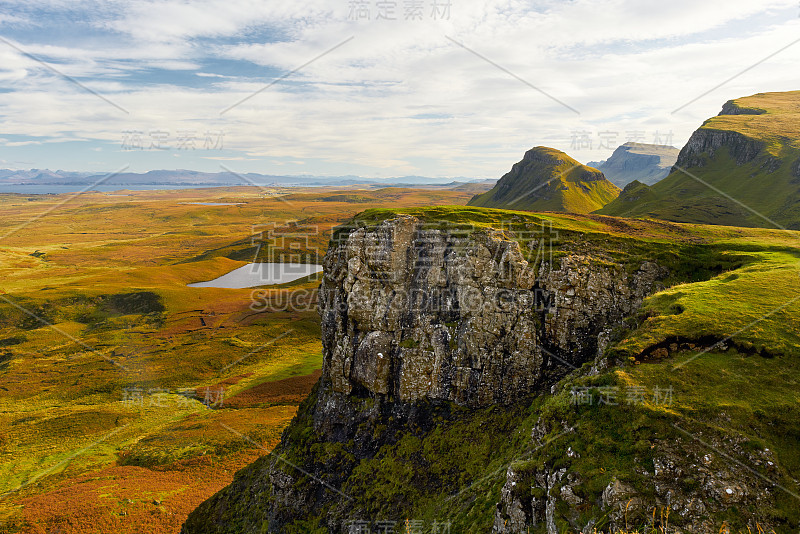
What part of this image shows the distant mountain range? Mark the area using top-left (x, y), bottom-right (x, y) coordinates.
top-left (0, 169), bottom-right (97, 182)
top-left (599, 90), bottom-right (800, 229)
top-left (471, 91), bottom-right (800, 229)
top-left (467, 146), bottom-right (620, 213)
top-left (587, 142), bottom-right (679, 187)
top-left (0, 169), bottom-right (491, 189)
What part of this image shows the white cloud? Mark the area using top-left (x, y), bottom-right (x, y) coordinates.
top-left (0, 13), bottom-right (29, 26)
top-left (5, 140), bottom-right (42, 146)
top-left (201, 156), bottom-right (257, 161)
top-left (0, 0), bottom-right (798, 175)
top-left (196, 72), bottom-right (233, 78)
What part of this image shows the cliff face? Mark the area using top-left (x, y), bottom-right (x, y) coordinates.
top-left (182, 208), bottom-right (797, 533)
top-left (718, 99), bottom-right (767, 116)
top-left (589, 143), bottom-right (679, 187)
top-left (672, 128), bottom-right (765, 168)
top-left (182, 213), bottom-right (670, 533)
top-left (320, 215), bottom-right (665, 408)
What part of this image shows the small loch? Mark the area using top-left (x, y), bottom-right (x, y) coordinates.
top-left (188, 263), bottom-right (322, 289)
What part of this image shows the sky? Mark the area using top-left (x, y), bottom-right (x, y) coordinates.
top-left (0, 0), bottom-right (798, 179)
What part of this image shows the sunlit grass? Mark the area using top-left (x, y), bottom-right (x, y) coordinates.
top-left (0, 185), bottom-right (475, 533)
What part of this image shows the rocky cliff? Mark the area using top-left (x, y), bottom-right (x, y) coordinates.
top-left (182, 210), bottom-right (672, 533)
top-left (588, 143), bottom-right (679, 187)
top-left (672, 129), bottom-right (765, 169)
top-left (319, 215), bottom-right (666, 408)
top-left (718, 99), bottom-right (767, 116)
top-left (182, 207), bottom-right (796, 534)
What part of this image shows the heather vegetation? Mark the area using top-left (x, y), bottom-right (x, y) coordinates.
top-left (0, 186), bottom-right (474, 534)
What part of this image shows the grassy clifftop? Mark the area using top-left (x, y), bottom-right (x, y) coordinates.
top-left (710, 91), bottom-right (800, 149)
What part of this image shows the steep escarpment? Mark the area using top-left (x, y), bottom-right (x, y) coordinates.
top-left (183, 207), bottom-right (800, 534)
top-left (718, 99), bottom-right (767, 116)
top-left (469, 147), bottom-right (620, 213)
top-left (673, 128), bottom-right (765, 168)
top-left (588, 142), bottom-right (679, 187)
top-left (320, 215), bottom-right (665, 408)
top-left (599, 90), bottom-right (800, 228)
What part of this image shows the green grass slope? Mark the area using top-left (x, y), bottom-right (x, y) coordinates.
top-left (185, 206), bottom-right (800, 533)
top-left (468, 146), bottom-right (620, 214)
top-left (599, 91), bottom-right (800, 229)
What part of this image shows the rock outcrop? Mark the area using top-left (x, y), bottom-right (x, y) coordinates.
top-left (182, 213), bottom-right (671, 533)
top-left (718, 99), bottom-right (767, 116)
top-left (320, 215), bottom-right (665, 408)
top-left (492, 418), bottom-right (783, 533)
top-left (672, 129), bottom-right (764, 168)
top-left (181, 208), bottom-right (796, 533)
top-left (588, 142), bottom-right (679, 187)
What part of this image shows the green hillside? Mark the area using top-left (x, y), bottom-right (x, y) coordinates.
top-left (599, 91), bottom-right (800, 229)
top-left (468, 146), bottom-right (620, 214)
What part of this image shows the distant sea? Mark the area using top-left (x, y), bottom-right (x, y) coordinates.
top-left (0, 183), bottom-right (279, 195)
